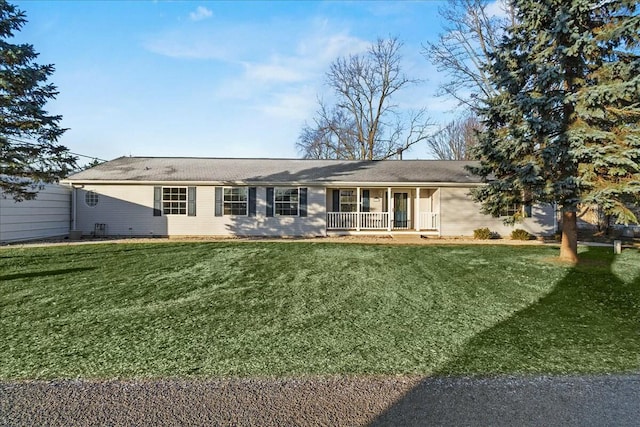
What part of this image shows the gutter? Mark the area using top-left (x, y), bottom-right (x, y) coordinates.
top-left (60, 180), bottom-right (485, 188)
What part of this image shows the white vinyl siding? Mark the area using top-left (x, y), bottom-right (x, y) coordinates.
top-left (73, 185), bottom-right (326, 237)
top-left (439, 187), bottom-right (555, 237)
top-left (0, 184), bottom-right (71, 243)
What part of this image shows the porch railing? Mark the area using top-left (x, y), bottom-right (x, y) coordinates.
top-left (327, 212), bottom-right (358, 229)
top-left (327, 212), bottom-right (439, 230)
top-left (419, 212), bottom-right (439, 230)
top-left (327, 212), bottom-right (390, 229)
top-left (360, 212), bottom-right (390, 229)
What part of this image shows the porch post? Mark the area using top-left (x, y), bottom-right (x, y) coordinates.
top-left (438, 187), bottom-right (442, 236)
top-left (356, 187), bottom-right (361, 231)
top-left (416, 187), bottom-right (421, 231)
top-left (387, 187), bottom-right (392, 231)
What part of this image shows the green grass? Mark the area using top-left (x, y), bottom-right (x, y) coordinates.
top-left (1, 242), bottom-right (638, 379)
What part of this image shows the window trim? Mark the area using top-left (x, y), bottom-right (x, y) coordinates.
top-left (339, 189), bottom-right (358, 212)
top-left (223, 187), bottom-right (249, 216)
top-left (274, 187), bottom-right (300, 217)
top-left (85, 190), bottom-right (99, 207)
top-left (500, 203), bottom-right (523, 217)
top-left (162, 186), bottom-right (188, 215)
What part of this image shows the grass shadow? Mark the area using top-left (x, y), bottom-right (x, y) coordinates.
top-left (434, 247), bottom-right (640, 375)
top-left (0, 267), bottom-right (96, 281)
top-left (367, 247), bottom-right (640, 425)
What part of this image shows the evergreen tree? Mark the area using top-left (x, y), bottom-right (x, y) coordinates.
top-left (0, 0), bottom-right (75, 201)
top-left (470, 0), bottom-right (640, 263)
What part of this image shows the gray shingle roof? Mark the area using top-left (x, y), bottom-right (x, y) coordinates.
top-left (66, 157), bottom-right (482, 185)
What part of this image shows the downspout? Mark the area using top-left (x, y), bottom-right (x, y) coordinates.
top-left (72, 186), bottom-right (77, 231)
top-left (71, 184), bottom-right (84, 236)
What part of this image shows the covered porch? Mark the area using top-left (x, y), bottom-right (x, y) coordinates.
top-left (326, 187), bottom-right (441, 234)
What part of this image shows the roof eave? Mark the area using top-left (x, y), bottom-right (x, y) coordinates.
top-left (61, 179), bottom-right (483, 187)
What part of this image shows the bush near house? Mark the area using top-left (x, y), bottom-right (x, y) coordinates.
top-left (473, 228), bottom-right (499, 240)
top-left (511, 229), bottom-right (533, 240)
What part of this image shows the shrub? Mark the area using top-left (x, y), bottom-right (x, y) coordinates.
top-left (474, 227), bottom-right (496, 240)
top-left (511, 229), bottom-right (533, 240)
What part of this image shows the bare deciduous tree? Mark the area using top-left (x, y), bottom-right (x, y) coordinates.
top-left (423, 0), bottom-right (515, 112)
top-left (297, 37), bottom-right (433, 160)
top-left (426, 114), bottom-right (480, 160)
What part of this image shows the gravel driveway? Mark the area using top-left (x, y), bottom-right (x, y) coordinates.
top-left (2, 375), bottom-right (639, 426)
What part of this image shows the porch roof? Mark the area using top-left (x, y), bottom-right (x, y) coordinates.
top-left (65, 157), bottom-right (482, 185)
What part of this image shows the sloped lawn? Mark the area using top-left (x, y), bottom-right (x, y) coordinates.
top-left (0, 242), bottom-right (638, 379)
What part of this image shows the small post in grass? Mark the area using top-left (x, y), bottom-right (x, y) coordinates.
top-left (613, 240), bottom-right (622, 254)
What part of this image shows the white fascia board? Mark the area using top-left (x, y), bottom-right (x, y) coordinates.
top-left (60, 179), bottom-right (484, 188)
top-left (321, 181), bottom-right (483, 188)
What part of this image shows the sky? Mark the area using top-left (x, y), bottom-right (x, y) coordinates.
top-left (14, 0), bottom-right (486, 164)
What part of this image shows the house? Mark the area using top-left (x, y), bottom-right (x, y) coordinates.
top-left (0, 183), bottom-right (71, 243)
top-left (61, 157), bottom-right (556, 238)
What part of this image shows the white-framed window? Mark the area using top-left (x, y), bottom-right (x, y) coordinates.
top-left (501, 203), bottom-right (522, 217)
top-left (339, 189), bottom-right (357, 212)
top-left (275, 187), bottom-right (299, 216)
top-left (162, 187), bottom-right (187, 215)
top-left (85, 191), bottom-right (99, 207)
top-left (223, 187), bottom-right (248, 216)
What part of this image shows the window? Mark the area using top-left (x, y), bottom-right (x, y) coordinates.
top-left (340, 190), bottom-right (357, 212)
top-left (162, 187), bottom-right (187, 215)
top-left (275, 187), bottom-right (299, 216)
top-left (85, 191), bottom-right (99, 207)
top-left (223, 187), bottom-right (248, 215)
top-left (501, 203), bottom-right (522, 217)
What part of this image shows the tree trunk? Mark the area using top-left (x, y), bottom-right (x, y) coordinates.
top-left (560, 211), bottom-right (579, 263)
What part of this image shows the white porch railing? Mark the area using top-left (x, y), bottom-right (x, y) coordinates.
top-left (419, 212), bottom-right (439, 230)
top-left (327, 212), bottom-right (390, 229)
top-left (327, 212), bottom-right (359, 229)
top-left (327, 212), bottom-right (439, 231)
top-left (360, 212), bottom-right (390, 229)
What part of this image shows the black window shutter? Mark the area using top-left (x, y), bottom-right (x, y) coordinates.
top-left (266, 187), bottom-right (274, 217)
top-left (214, 187), bottom-right (223, 217)
top-left (299, 188), bottom-right (307, 217)
top-left (153, 186), bottom-right (162, 216)
top-left (248, 187), bottom-right (257, 217)
top-left (362, 189), bottom-right (370, 212)
top-left (332, 189), bottom-right (340, 212)
top-left (187, 187), bottom-right (196, 216)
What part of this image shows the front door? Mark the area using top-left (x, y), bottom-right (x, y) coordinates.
top-left (394, 192), bottom-right (408, 228)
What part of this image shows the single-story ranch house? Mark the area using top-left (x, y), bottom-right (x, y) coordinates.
top-left (61, 157), bottom-right (556, 238)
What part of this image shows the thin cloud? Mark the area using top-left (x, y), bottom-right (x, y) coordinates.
top-left (243, 62), bottom-right (305, 83)
top-left (189, 6), bottom-right (212, 21)
top-left (254, 88), bottom-right (318, 120)
top-left (142, 28), bottom-right (235, 60)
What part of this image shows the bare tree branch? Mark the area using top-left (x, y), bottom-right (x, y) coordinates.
top-left (297, 37), bottom-right (431, 160)
top-left (423, 0), bottom-right (515, 112)
top-left (426, 114), bottom-right (481, 160)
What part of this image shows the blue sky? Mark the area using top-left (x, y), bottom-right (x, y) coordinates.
top-left (15, 1), bottom-right (477, 163)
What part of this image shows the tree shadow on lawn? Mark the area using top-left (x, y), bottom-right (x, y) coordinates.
top-left (368, 247), bottom-right (640, 426)
top-left (0, 241), bottom-right (207, 260)
top-left (0, 267), bottom-right (96, 281)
